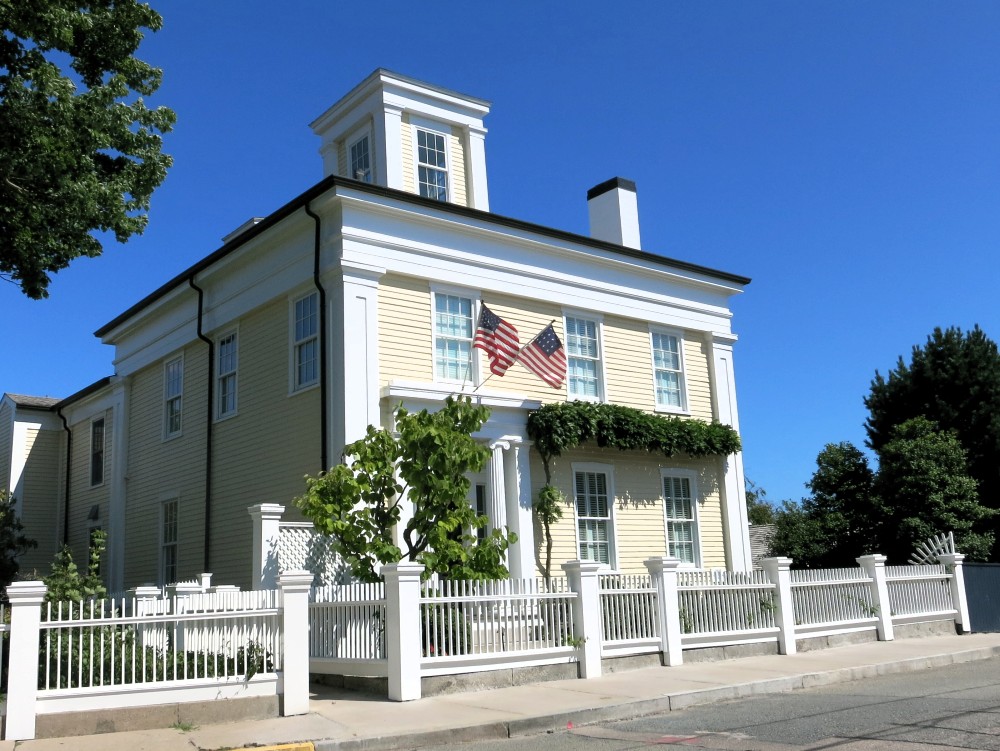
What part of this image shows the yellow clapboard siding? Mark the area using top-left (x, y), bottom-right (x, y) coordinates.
top-left (0, 401), bottom-right (11, 492)
top-left (401, 116), bottom-right (415, 194)
top-left (18, 426), bottom-right (61, 573)
top-left (682, 335), bottom-right (714, 422)
top-left (603, 315), bottom-right (655, 410)
top-left (449, 126), bottom-right (467, 207)
top-left (379, 274), bottom-right (434, 385)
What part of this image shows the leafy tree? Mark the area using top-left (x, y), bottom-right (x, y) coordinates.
top-left (0, 1), bottom-right (175, 298)
top-left (875, 417), bottom-right (994, 562)
top-left (296, 397), bottom-right (515, 583)
top-left (0, 489), bottom-right (36, 593)
top-left (745, 478), bottom-right (775, 525)
top-left (865, 326), bottom-right (1000, 531)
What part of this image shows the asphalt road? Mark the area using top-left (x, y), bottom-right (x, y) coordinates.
top-left (413, 656), bottom-right (1000, 750)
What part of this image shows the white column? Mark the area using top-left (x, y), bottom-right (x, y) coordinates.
top-left (487, 440), bottom-right (509, 535)
top-left (939, 553), bottom-right (971, 633)
top-left (383, 562), bottom-right (424, 701)
top-left (505, 439), bottom-right (536, 580)
top-left (762, 557), bottom-right (796, 655)
top-left (108, 377), bottom-right (128, 592)
top-left (466, 126), bottom-right (490, 211)
top-left (645, 557), bottom-right (683, 666)
top-left (707, 333), bottom-right (752, 571)
top-left (857, 554), bottom-right (894, 641)
top-left (5, 581), bottom-right (46, 741)
top-left (248, 503), bottom-right (285, 590)
top-left (279, 570), bottom-right (314, 716)
top-left (562, 560), bottom-right (603, 678)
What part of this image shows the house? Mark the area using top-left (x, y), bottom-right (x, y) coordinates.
top-left (1, 69), bottom-right (752, 592)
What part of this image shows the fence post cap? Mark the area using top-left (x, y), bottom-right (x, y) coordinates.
top-left (938, 553), bottom-right (966, 564)
top-left (761, 556), bottom-right (793, 571)
top-left (856, 554), bottom-right (888, 566)
top-left (248, 503), bottom-right (286, 519)
top-left (561, 560), bottom-right (604, 575)
top-left (643, 556), bottom-right (683, 572)
top-left (6, 580), bottom-right (47, 603)
top-left (381, 562), bottom-right (425, 580)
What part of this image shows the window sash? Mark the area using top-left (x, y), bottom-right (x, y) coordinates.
top-left (350, 135), bottom-right (372, 182)
top-left (162, 500), bottom-right (178, 584)
top-left (566, 317), bottom-right (600, 398)
top-left (434, 294), bottom-right (473, 381)
top-left (164, 359), bottom-right (183, 436)
top-left (575, 471), bottom-right (611, 564)
top-left (90, 419), bottom-right (105, 486)
top-left (294, 294), bottom-right (319, 389)
top-left (664, 476), bottom-right (696, 564)
top-left (417, 129), bottom-right (448, 201)
top-left (652, 333), bottom-right (684, 409)
top-left (217, 333), bottom-right (238, 417)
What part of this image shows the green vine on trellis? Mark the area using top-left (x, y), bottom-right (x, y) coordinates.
top-left (526, 401), bottom-right (742, 582)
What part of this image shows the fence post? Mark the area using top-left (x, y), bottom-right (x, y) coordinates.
top-left (562, 560), bottom-right (603, 678)
top-left (938, 552), bottom-right (971, 633)
top-left (762, 557), bottom-right (796, 655)
top-left (383, 562), bottom-right (425, 701)
top-left (5, 581), bottom-right (47, 741)
top-left (857, 554), bottom-right (894, 641)
top-left (279, 570), bottom-right (314, 716)
top-left (644, 557), bottom-right (683, 666)
top-left (249, 503), bottom-right (286, 590)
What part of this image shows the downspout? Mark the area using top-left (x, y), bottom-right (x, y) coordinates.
top-left (57, 407), bottom-right (71, 545)
top-left (304, 202), bottom-right (329, 472)
top-left (188, 276), bottom-right (215, 572)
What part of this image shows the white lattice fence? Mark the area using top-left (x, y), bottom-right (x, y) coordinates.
top-left (277, 523), bottom-right (344, 584)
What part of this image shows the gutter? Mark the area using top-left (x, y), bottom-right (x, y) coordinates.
top-left (56, 407), bottom-right (71, 546)
top-left (304, 202), bottom-right (329, 471)
top-left (188, 276), bottom-right (214, 572)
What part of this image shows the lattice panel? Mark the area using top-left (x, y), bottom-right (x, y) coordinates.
top-left (277, 525), bottom-right (347, 585)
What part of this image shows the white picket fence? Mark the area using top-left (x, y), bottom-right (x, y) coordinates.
top-left (677, 569), bottom-right (779, 647)
top-left (309, 582), bottom-right (386, 676)
top-left (790, 567), bottom-right (878, 636)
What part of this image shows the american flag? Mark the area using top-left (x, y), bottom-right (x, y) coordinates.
top-left (519, 323), bottom-right (566, 388)
top-left (473, 304), bottom-right (520, 376)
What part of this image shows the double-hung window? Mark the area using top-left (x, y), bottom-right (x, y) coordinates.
top-left (663, 472), bottom-right (698, 565)
top-left (161, 498), bottom-right (178, 585)
top-left (652, 331), bottom-right (686, 411)
top-left (574, 466), bottom-right (614, 565)
top-left (164, 357), bottom-right (183, 438)
top-left (293, 293), bottom-right (319, 390)
top-left (349, 134), bottom-right (372, 182)
top-left (217, 332), bottom-right (238, 419)
top-left (565, 316), bottom-right (602, 399)
top-left (90, 417), bottom-right (105, 486)
top-left (416, 127), bottom-right (448, 201)
top-left (433, 293), bottom-right (474, 382)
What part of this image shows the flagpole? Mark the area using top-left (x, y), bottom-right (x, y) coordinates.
top-left (472, 319), bottom-right (556, 393)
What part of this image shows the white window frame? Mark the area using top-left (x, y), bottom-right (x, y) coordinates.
top-left (661, 469), bottom-right (701, 567)
top-left (431, 287), bottom-right (478, 385)
top-left (564, 313), bottom-right (605, 402)
top-left (160, 495), bottom-right (179, 586)
top-left (571, 462), bottom-right (617, 568)
top-left (216, 329), bottom-right (239, 420)
top-left (290, 291), bottom-right (320, 393)
top-left (650, 328), bottom-right (688, 413)
top-left (413, 120), bottom-right (450, 202)
top-left (163, 355), bottom-right (184, 439)
top-left (348, 130), bottom-right (373, 183)
top-left (89, 416), bottom-right (106, 487)
top-left (471, 482), bottom-right (488, 542)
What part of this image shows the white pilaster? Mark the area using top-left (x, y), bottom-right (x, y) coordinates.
top-left (466, 126), bottom-right (490, 211)
top-left (487, 440), bottom-right (509, 535)
top-left (278, 570), bottom-right (314, 715)
top-left (939, 553), bottom-right (971, 633)
top-left (505, 439), bottom-right (536, 579)
top-left (645, 557), bottom-right (683, 666)
top-left (762, 557), bottom-right (796, 655)
top-left (248, 503), bottom-right (285, 590)
top-left (857, 554), bottom-right (894, 641)
top-left (5, 581), bottom-right (46, 740)
top-left (378, 104), bottom-right (405, 191)
top-left (383, 561), bottom-right (424, 701)
top-left (562, 560), bottom-right (603, 678)
top-left (108, 378), bottom-right (128, 592)
top-left (707, 333), bottom-right (751, 571)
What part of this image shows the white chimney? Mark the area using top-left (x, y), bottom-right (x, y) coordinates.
top-left (587, 177), bottom-right (641, 249)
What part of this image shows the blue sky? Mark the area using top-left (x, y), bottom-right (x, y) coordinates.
top-left (4, 2), bottom-right (999, 505)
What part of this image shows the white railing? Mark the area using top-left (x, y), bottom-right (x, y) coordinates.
top-left (678, 569), bottom-right (778, 646)
top-left (39, 592), bottom-right (281, 692)
top-left (790, 567), bottom-right (878, 634)
top-left (309, 582), bottom-right (386, 676)
top-left (418, 577), bottom-right (577, 674)
top-left (886, 564), bottom-right (956, 621)
top-left (599, 574), bottom-right (659, 656)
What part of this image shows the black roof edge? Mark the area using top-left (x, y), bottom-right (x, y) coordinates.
top-left (587, 177), bottom-right (637, 200)
top-left (95, 177), bottom-right (751, 339)
top-left (53, 376), bottom-right (114, 411)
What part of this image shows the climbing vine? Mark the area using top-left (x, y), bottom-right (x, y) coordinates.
top-left (526, 401), bottom-right (742, 581)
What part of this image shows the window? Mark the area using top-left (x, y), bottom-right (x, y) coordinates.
top-left (565, 316), bottom-right (602, 399)
top-left (293, 293), bottom-right (319, 390)
top-left (349, 134), bottom-right (372, 182)
top-left (652, 331), bottom-right (686, 410)
top-left (416, 128), bottom-right (448, 201)
top-left (161, 498), bottom-right (178, 585)
top-left (164, 357), bottom-right (183, 437)
top-left (217, 332), bottom-right (238, 418)
top-left (663, 473), bottom-right (698, 565)
top-left (472, 483), bottom-right (487, 542)
top-left (434, 293), bottom-right (474, 382)
top-left (574, 468), bottom-right (614, 565)
top-left (90, 418), bottom-right (105, 486)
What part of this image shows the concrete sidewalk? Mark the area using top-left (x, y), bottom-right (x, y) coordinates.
top-left (8, 632), bottom-right (1000, 751)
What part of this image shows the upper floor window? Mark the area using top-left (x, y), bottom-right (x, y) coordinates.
top-left (663, 473), bottom-right (698, 565)
top-left (417, 128), bottom-right (448, 201)
top-left (217, 331), bottom-right (238, 419)
top-left (164, 357), bottom-right (183, 438)
top-left (350, 134), bottom-right (372, 182)
top-left (574, 467), bottom-right (614, 566)
top-left (161, 497), bottom-right (178, 585)
top-left (565, 316), bottom-right (602, 399)
top-left (652, 331), bottom-right (686, 411)
top-left (434, 293), bottom-right (474, 382)
top-left (293, 293), bottom-right (319, 390)
top-left (90, 417), bottom-right (105, 487)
